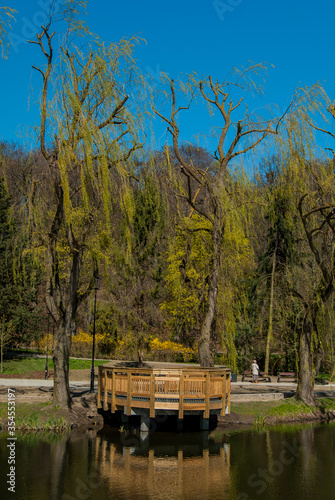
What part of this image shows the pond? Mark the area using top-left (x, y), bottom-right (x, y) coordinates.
top-left (1, 421), bottom-right (335, 500)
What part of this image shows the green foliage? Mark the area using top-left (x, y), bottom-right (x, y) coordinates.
top-left (0, 5), bottom-right (15, 58)
top-left (133, 173), bottom-right (165, 264)
top-left (104, 164), bottom-right (168, 361)
top-left (161, 215), bottom-right (212, 343)
top-left (0, 177), bottom-right (41, 346)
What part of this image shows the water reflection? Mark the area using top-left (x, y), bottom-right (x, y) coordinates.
top-left (1, 422), bottom-right (335, 500)
top-left (96, 429), bottom-right (230, 500)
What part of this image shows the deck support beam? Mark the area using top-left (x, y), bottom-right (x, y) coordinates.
top-left (140, 416), bottom-right (151, 433)
top-left (200, 415), bottom-right (209, 431)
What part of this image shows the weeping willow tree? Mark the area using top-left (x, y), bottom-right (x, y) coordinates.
top-left (0, 5), bottom-right (15, 58)
top-left (155, 67), bottom-right (283, 366)
top-left (28, 17), bottom-right (145, 407)
top-left (278, 87), bottom-right (335, 404)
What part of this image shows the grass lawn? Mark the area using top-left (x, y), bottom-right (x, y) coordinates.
top-left (0, 401), bottom-right (71, 431)
top-left (231, 397), bottom-right (335, 419)
top-left (1, 357), bottom-right (106, 375)
top-left (231, 400), bottom-right (286, 416)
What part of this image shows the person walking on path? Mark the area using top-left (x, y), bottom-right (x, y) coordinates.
top-left (251, 359), bottom-right (259, 383)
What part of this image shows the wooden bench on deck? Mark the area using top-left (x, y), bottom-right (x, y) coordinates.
top-left (277, 372), bottom-right (297, 383)
top-left (241, 371), bottom-right (271, 382)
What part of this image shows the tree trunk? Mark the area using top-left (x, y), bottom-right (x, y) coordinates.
top-left (47, 228), bottom-right (81, 409)
top-left (296, 315), bottom-right (316, 405)
top-left (53, 316), bottom-right (74, 408)
top-left (198, 219), bottom-right (223, 367)
top-left (264, 248), bottom-right (276, 375)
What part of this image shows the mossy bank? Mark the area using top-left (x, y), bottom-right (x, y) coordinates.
top-left (218, 397), bottom-right (335, 428)
top-left (0, 394), bottom-right (103, 432)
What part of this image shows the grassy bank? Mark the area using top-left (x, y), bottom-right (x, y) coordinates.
top-left (0, 402), bottom-right (71, 431)
top-left (231, 397), bottom-right (335, 425)
top-left (1, 357), bottom-right (106, 376)
top-left (0, 392), bottom-right (102, 432)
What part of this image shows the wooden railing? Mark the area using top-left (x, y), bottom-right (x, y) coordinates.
top-left (98, 366), bottom-right (231, 419)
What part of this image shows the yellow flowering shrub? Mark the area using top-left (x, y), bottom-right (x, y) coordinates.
top-left (148, 337), bottom-right (195, 362)
top-left (36, 330), bottom-right (196, 363)
top-left (35, 334), bottom-right (53, 355)
top-left (71, 330), bottom-right (105, 357)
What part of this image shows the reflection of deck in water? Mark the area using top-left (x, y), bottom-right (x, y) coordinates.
top-left (98, 364), bottom-right (231, 430)
top-left (95, 434), bottom-right (231, 499)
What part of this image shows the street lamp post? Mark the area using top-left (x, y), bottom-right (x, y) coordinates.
top-left (90, 275), bottom-right (100, 393)
top-left (45, 312), bottom-right (50, 380)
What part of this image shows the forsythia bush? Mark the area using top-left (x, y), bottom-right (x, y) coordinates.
top-left (148, 337), bottom-right (195, 362)
top-left (36, 330), bottom-right (196, 362)
top-left (35, 334), bottom-right (53, 355)
top-left (36, 330), bottom-right (109, 358)
top-left (71, 330), bottom-right (105, 357)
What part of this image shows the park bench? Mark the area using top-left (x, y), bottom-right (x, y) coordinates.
top-left (242, 371), bottom-right (271, 382)
top-left (277, 372), bottom-right (297, 383)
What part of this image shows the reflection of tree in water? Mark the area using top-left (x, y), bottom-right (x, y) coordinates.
top-left (49, 437), bottom-right (68, 500)
top-left (300, 427), bottom-right (316, 496)
top-left (95, 433), bottom-right (231, 500)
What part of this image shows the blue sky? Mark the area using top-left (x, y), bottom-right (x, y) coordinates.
top-left (1, 0), bottom-right (335, 155)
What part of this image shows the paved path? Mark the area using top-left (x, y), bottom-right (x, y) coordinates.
top-left (0, 379), bottom-right (91, 388)
top-left (1, 378), bottom-right (335, 393)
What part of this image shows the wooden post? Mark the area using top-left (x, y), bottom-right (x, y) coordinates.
top-left (103, 369), bottom-right (108, 411)
top-left (111, 369), bottom-right (116, 413)
top-left (127, 371), bottom-right (132, 416)
top-left (179, 373), bottom-right (184, 419)
top-left (226, 372), bottom-right (231, 414)
top-left (204, 371), bottom-right (210, 419)
top-left (149, 372), bottom-right (155, 418)
top-left (97, 365), bottom-right (102, 408)
top-left (220, 371), bottom-right (226, 416)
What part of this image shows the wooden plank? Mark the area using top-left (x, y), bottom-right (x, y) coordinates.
top-left (208, 401), bottom-right (222, 410)
top-left (179, 373), bottom-right (184, 419)
top-left (126, 372), bottom-right (132, 416)
top-left (103, 369), bottom-right (108, 411)
top-left (183, 403), bottom-right (206, 411)
top-left (150, 373), bottom-right (155, 418)
top-left (226, 373), bottom-right (230, 414)
top-left (111, 369), bottom-right (116, 413)
top-left (128, 400), bottom-right (150, 409)
top-left (204, 371), bottom-right (210, 419)
top-left (220, 373), bottom-right (226, 416)
top-left (97, 366), bottom-right (102, 408)
top-left (154, 402), bottom-right (179, 410)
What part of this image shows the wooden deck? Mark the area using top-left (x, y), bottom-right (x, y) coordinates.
top-left (98, 364), bottom-right (231, 419)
